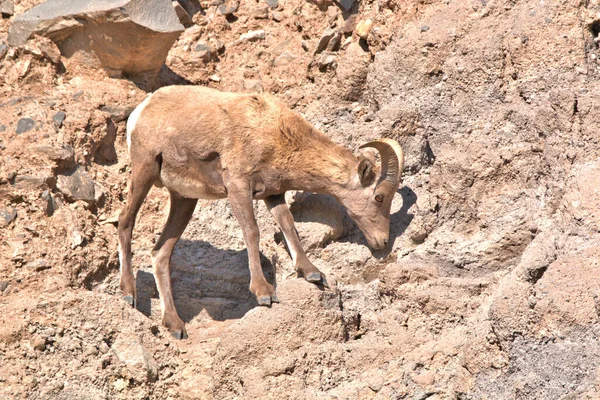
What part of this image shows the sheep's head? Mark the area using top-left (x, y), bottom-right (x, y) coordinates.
top-left (339, 139), bottom-right (404, 250)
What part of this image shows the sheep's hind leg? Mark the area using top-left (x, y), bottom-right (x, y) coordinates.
top-left (118, 157), bottom-right (159, 307)
top-left (152, 191), bottom-right (198, 340)
top-left (264, 194), bottom-right (328, 288)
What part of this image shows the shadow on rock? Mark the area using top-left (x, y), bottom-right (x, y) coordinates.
top-left (134, 239), bottom-right (277, 323)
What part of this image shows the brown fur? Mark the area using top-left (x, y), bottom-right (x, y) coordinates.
top-left (118, 85), bottom-right (402, 339)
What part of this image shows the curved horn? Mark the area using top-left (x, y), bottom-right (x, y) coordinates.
top-left (359, 139), bottom-right (404, 186)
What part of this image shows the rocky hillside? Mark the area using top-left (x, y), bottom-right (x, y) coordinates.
top-left (1, 0), bottom-right (600, 398)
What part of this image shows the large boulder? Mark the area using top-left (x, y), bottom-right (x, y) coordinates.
top-left (8, 0), bottom-right (183, 81)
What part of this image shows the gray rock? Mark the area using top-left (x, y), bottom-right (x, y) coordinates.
top-left (8, 0), bottom-right (184, 80)
top-left (98, 105), bottom-right (133, 122)
top-left (52, 111), bottom-right (66, 127)
top-left (0, 207), bottom-right (17, 227)
top-left (32, 145), bottom-right (75, 169)
top-left (265, 0), bottom-right (278, 8)
top-left (326, 31), bottom-right (341, 52)
top-left (217, 1), bottom-right (239, 16)
top-left (314, 28), bottom-right (336, 55)
top-left (0, 124), bottom-right (5, 132)
top-left (0, 281), bottom-right (8, 293)
top-left (172, 0), bottom-right (193, 27)
top-left (0, 0), bottom-right (14, 18)
top-left (194, 41), bottom-right (213, 62)
top-left (41, 190), bottom-right (55, 217)
top-left (111, 338), bottom-right (158, 383)
top-left (0, 43), bottom-right (8, 60)
top-left (318, 52), bottom-right (336, 70)
top-left (338, 0), bottom-right (355, 11)
top-left (176, 0), bottom-right (202, 17)
top-left (56, 166), bottom-right (96, 203)
top-left (16, 118), bottom-right (35, 134)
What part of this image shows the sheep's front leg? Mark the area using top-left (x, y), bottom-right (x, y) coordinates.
top-left (264, 194), bottom-right (328, 288)
top-left (227, 182), bottom-right (278, 306)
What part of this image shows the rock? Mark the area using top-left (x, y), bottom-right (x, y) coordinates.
top-left (16, 118), bottom-right (35, 134)
top-left (338, 0), bottom-right (356, 11)
top-left (252, 6), bottom-right (269, 19)
top-left (326, 31), bottom-right (342, 52)
top-left (0, 0), bottom-right (13, 18)
top-left (176, 0), bottom-right (202, 17)
top-left (98, 105), bottom-right (133, 123)
top-left (194, 41), bottom-right (213, 62)
top-left (209, 74), bottom-right (221, 82)
top-left (273, 51), bottom-right (295, 67)
top-left (237, 29), bottom-right (266, 43)
top-left (32, 336), bottom-right (47, 351)
top-left (412, 371), bottom-right (435, 386)
top-left (209, 38), bottom-right (225, 54)
top-left (420, 25), bottom-right (430, 32)
top-left (342, 14), bottom-right (358, 34)
top-left (0, 281), bottom-right (8, 293)
top-left (173, 0), bottom-right (193, 27)
top-left (314, 28), bottom-right (336, 55)
top-left (217, 1), bottom-right (239, 16)
top-left (41, 190), bottom-right (55, 217)
top-left (244, 79), bottom-right (263, 92)
top-left (272, 11), bottom-right (283, 22)
top-left (8, 0), bottom-right (184, 81)
top-left (10, 175), bottom-right (50, 191)
top-left (355, 19), bottom-right (373, 39)
top-left (52, 111), bottom-right (66, 128)
top-left (265, 0), bottom-right (278, 8)
top-left (23, 37), bottom-right (62, 64)
top-left (99, 341), bottom-right (109, 354)
top-left (0, 124), bottom-right (5, 132)
top-left (0, 207), bottom-right (17, 227)
top-left (111, 338), bottom-right (158, 383)
top-left (56, 166), bottom-right (96, 203)
top-left (27, 259), bottom-right (51, 272)
top-left (32, 145), bottom-right (75, 169)
top-left (318, 52), bottom-right (336, 70)
top-left (289, 193), bottom-right (345, 249)
top-left (0, 42), bottom-right (8, 60)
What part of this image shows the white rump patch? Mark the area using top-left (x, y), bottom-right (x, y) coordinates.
top-left (126, 94), bottom-right (153, 152)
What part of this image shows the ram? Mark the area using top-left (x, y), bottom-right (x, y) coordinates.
top-left (119, 85), bottom-right (404, 339)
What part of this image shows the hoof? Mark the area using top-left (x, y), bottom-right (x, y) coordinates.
top-left (320, 275), bottom-right (330, 289)
top-left (122, 295), bottom-right (135, 308)
top-left (258, 295), bottom-right (272, 306)
top-left (306, 271), bottom-right (322, 283)
top-left (271, 293), bottom-right (279, 303)
top-left (170, 329), bottom-right (188, 340)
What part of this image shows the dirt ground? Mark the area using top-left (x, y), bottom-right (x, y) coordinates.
top-left (1, 0), bottom-right (600, 399)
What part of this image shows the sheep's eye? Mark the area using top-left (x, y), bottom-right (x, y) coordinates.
top-left (374, 194), bottom-right (384, 203)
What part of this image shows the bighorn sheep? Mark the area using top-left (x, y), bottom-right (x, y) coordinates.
top-left (119, 86), bottom-right (404, 339)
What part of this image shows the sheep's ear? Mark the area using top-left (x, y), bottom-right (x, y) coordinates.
top-left (358, 158), bottom-right (375, 186)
